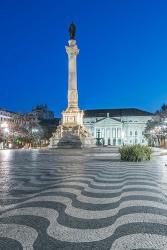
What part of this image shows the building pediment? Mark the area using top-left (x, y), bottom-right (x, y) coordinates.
top-left (95, 117), bottom-right (122, 127)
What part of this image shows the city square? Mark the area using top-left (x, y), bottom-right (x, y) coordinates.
top-left (0, 148), bottom-right (167, 249)
top-left (1, 0), bottom-right (167, 249)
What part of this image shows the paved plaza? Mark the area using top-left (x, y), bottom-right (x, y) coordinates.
top-left (0, 148), bottom-right (167, 249)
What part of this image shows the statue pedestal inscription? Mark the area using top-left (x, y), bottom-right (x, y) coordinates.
top-left (49, 24), bottom-right (95, 149)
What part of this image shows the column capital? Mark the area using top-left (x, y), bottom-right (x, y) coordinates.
top-left (65, 40), bottom-right (79, 56)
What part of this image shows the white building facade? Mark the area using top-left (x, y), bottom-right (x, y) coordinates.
top-left (0, 109), bottom-right (16, 124)
top-left (83, 108), bottom-right (153, 146)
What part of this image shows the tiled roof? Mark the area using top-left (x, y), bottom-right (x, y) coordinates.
top-left (84, 108), bottom-right (153, 117)
top-left (0, 108), bottom-right (18, 114)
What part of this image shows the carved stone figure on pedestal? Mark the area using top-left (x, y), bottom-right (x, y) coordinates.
top-left (49, 23), bottom-right (95, 148)
top-left (69, 22), bottom-right (76, 40)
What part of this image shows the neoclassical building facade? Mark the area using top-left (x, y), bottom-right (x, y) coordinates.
top-left (83, 108), bottom-right (153, 146)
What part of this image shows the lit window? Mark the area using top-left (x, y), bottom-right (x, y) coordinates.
top-left (112, 128), bottom-right (116, 138)
top-left (117, 128), bottom-right (121, 138)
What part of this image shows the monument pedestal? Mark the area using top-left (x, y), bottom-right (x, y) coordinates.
top-left (49, 120), bottom-right (96, 149)
top-left (49, 106), bottom-right (96, 149)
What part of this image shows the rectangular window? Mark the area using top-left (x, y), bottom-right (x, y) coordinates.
top-left (118, 139), bottom-right (121, 145)
top-left (117, 128), bottom-right (121, 138)
top-left (106, 128), bottom-right (110, 138)
top-left (101, 129), bottom-right (105, 138)
top-left (112, 128), bottom-right (116, 138)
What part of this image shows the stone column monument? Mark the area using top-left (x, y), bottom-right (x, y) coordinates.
top-left (66, 39), bottom-right (79, 109)
top-left (62, 30), bottom-right (84, 127)
top-left (49, 23), bottom-right (95, 148)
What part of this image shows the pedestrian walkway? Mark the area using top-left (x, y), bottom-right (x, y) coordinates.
top-left (0, 148), bottom-right (167, 249)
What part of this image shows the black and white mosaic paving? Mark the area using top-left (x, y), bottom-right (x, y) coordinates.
top-left (0, 148), bottom-right (167, 249)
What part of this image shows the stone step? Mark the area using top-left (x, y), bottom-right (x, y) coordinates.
top-left (57, 134), bottom-right (82, 149)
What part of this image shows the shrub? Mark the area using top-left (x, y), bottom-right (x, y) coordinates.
top-left (119, 144), bottom-right (152, 162)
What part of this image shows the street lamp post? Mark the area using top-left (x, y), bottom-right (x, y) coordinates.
top-left (0, 122), bottom-right (10, 149)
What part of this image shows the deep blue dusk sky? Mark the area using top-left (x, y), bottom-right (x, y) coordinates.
top-left (0, 0), bottom-right (167, 117)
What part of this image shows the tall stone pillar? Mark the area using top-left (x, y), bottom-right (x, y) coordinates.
top-left (49, 23), bottom-right (96, 148)
top-left (66, 40), bottom-right (79, 109)
top-left (62, 32), bottom-right (83, 127)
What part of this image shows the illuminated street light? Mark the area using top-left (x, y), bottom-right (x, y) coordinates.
top-left (1, 122), bottom-right (10, 134)
top-left (0, 122), bottom-right (10, 149)
top-left (1, 122), bottom-right (8, 128)
top-left (4, 127), bottom-right (9, 133)
top-left (32, 128), bottom-right (39, 133)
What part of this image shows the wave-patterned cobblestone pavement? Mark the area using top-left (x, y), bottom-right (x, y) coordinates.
top-left (0, 148), bottom-right (167, 249)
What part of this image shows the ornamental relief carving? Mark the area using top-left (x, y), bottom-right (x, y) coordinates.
top-left (66, 46), bottom-right (79, 56)
top-left (68, 90), bottom-right (78, 101)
